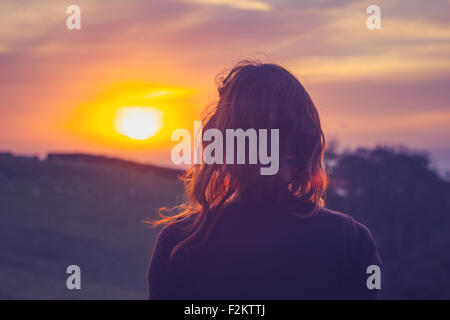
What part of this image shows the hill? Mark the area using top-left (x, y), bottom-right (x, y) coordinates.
top-left (0, 153), bottom-right (184, 299)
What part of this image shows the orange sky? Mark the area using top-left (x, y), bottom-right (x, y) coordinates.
top-left (1, 0), bottom-right (450, 171)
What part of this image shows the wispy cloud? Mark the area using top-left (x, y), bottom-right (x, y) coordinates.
top-left (176, 0), bottom-right (271, 11)
top-left (290, 54), bottom-right (450, 83)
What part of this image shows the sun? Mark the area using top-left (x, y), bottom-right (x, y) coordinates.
top-left (114, 107), bottom-right (164, 140)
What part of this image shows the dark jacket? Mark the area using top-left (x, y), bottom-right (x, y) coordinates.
top-left (148, 202), bottom-right (382, 299)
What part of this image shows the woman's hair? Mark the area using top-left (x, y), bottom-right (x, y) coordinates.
top-left (151, 60), bottom-right (327, 258)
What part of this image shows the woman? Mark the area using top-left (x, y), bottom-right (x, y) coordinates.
top-left (148, 60), bottom-right (382, 299)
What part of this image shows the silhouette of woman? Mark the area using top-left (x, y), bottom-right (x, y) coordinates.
top-left (148, 60), bottom-right (382, 299)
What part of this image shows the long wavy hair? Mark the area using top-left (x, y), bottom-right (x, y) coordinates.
top-left (151, 60), bottom-right (327, 259)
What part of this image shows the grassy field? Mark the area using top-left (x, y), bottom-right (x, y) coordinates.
top-left (0, 154), bottom-right (183, 299)
top-left (1, 148), bottom-right (450, 299)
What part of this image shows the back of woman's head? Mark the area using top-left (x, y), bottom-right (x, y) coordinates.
top-left (153, 60), bottom-right (327, 257)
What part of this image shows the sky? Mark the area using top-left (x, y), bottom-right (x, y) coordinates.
top-left (1, 0), bottom-right (450, 172)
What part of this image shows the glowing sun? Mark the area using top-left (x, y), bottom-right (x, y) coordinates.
top-left (114, 107), bottom-right (163, 140)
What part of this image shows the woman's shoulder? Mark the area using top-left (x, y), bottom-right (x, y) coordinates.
top-left (156, 218), bottom-right (189, 243)
top-left (316, 206), bottom-right (353, 221)
top-left (315, 207), bottom-right (376, 242)
top-left (155, 215), bottom-right (198, 248)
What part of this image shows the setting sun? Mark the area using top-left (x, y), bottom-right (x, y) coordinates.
top-left (114, 107), bottom-right (164, 140)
